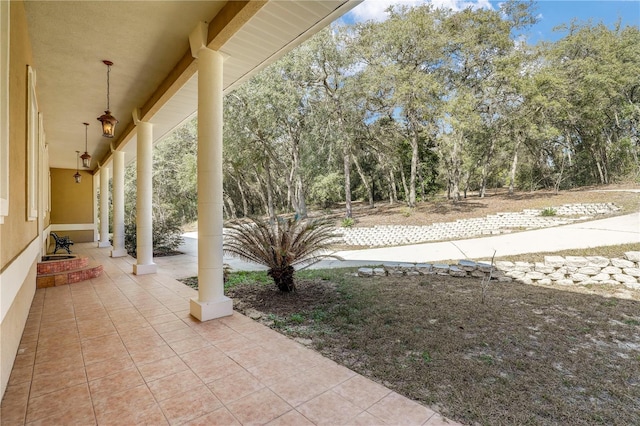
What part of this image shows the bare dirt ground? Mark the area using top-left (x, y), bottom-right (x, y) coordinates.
top-left (185, 186), bottom-right (640, 425)
top-left (324, 185), bottom-right (639, 227)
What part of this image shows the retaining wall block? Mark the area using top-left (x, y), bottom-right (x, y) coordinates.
top-left (495, 261), bottom-right (514, 269)
top-left (556, 279), bottom-right (575, 286)
top-left (534, 263), bottom-right (555, 274)
top-left (415, 263), bottom-right (433, 273)
top-left (602, 266), bottom-right (623, 275)
top-left (406, 270), bottom-right (421, 276)
top-left (623, 267), bottom-right (640, 277)
top-left (358, 268), bottom-right (373, 277)
top-left (477, 263), bottom-right (493, 273)
top-left (538, 278), bottom-right (552, 286)
top-left (544, 256), bottom-right (566, 267)
top-left (565, 256), bottom-right (589, 267)
top-left (471, 270), bottom-right (486, 278)
top-left (613, 274), bottom-right (638, 285)
top-left (591, 273), bottom-right (611, 282)
top-left (506, 270), bottom-right (526, 279)
top-left (388, 269), bottom-right (405, 276)
top-left (520, 277), bottom-right (534, 285)
top-left (449, 266), bottom-right (467, 277)
top-left (586, 256), bottom-right (610, 267)
top-left (612, 258), bottom-right (635, 268)
top-left (458, 259), bottom-right (478, 272)
top-left (498, 276), bottom-right (513, 282)
top-left (373, 268), bottom-right (386, 276)
top-left (525, 271), bottom-right (546, 280)
top-left (514, 262), bottom-right (533, 272)
top-left (432, 264), bottom-right (450, 274)
top-left (577, 266), bottom-right (601, 276)
top-left (548, 272), bottom-right (566, 281)
top-left (570, 273), bottom-right (591, 282)
top-left (624, 251), bottom-right (640, 262)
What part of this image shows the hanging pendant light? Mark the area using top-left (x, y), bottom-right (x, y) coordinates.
top-left (97, 60), bottom-right (118, 138)
top-left (80, 122), bottom-right (91, 168)
top-left (73, 151), bottom-right (82, 183)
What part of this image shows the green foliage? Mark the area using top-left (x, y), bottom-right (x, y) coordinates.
top-left (540, 207), bottom-right (557, 217)
top-left (225, 271), bottom-right (271, 289)
top-left (310, 172), bottom-right (344, 208)
top-left (123, 215), bottom-right (183, 258)
top-left (223, 216), bottom-right (340, 292)
top-left (341, 217), bottom-right (355, 228)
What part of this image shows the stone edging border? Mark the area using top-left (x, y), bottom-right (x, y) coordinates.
top-left (357, 251), bottom-right (640, 290)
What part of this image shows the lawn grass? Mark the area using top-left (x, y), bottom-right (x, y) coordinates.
top-left (222, 262), bottom-right (640, 425)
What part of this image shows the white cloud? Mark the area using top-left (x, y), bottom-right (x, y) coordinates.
top-left (348, 0), bottom-right (494, 23)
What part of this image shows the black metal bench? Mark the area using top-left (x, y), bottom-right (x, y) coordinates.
top-left (51, 232), bottom-right (74, 254)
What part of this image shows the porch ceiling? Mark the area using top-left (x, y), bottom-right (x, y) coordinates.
top-left (23, 0), bottom-right (359, 172)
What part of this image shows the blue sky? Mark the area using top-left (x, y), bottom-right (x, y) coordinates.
top-left (343, 0), bottom-right (640, 44)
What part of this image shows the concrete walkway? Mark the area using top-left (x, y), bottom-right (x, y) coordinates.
top-left (162, 212), bottom-right (640, 277)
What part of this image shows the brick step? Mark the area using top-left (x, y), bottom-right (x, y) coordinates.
top-left (38, 255), bottom-right (88, 275)
top-left (36, 263), bottom-right (103, 288)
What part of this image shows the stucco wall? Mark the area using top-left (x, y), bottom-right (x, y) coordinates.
top-left (0, 0), bottom-right (37, 268)
top-left (49, 168), bottom-right (95, 243)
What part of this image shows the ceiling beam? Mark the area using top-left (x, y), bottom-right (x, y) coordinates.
top-left (95, 0), bottom-right (267, 173)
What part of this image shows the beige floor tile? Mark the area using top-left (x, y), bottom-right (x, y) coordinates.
top-left (424, 413), bottom-right (463, 425)
top-left (95, 400), bottom-right (167, 425)
top-left (226, 388), bottom-right (293, 425)
top-left (297, 391), bottom-right (364, 424)
top-left (167, 335), bottom-right (211, 355)
top-left (343, 411), bottom-right (389, 425)
top-left (207, 370), bottom-right (265, 405)
top-left (367, 392), bottom-right (437, 425)
top-left (84, 355), bottom-right (135, 381)
top-left (333, 375), bottom-right (391, 409)
top-left (30, 366), bottom-right (87, 398)
top-left (81, 333), bottom-right (128, 365)
top-left (137, 355), bottom-right (188, 382)
top-left (129, 342), bottom-right (177, 366)
top-left (269, 371), bottom-right (334, 407)
top-left (147, 370), bottom-right (204, 402)
top-left (88, 367), bottom-right (144, 399)
top-left (0, 382), bottom-right (30, 424)
top-left (184, 352), bottom-right (244, 383)
top-left (182, 406), bottom-right (241, 426)
top-left (266, 409), bottom-right (315, 426)
top-left (152, 319), bottom-right (191, 334)
top-left (159, 327), bottom-right (199, 343)
top-left (210, 334), bottom-right (254, 353)
top-left (26, 383), bottom-right (93, 423)
top-left (92, 383), bottom-right (156, 419)
top-left (158, 385), bottom-right (222, 425)
top-left (7, 365), bottom-right (33, 386)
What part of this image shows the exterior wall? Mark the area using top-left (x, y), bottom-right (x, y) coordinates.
top-left (49, 168), bottom-right (95, 243)
top-left (0, 0), bottom-right (39, 398)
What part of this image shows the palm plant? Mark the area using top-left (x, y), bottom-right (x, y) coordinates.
top-left (223, 216), bottom-right (339, 292)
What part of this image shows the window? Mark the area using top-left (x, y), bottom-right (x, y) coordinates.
top-left (27, 65), bottom-right (38, 221)
top-left (0, 1), bottom-right (9, 223)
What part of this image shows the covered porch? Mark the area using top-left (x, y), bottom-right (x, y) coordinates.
top-left (1, 243), bottom-right (451, 425)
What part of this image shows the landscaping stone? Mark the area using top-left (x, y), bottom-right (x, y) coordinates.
top-left (449, 266), bottom-right (467, 277)
top-left (548, 272), bottom-right (566, 281)
top-left (514, 262), bottom-right (533, 272)
top-left (570, 273), bottom-right (591, 282)
top-left (556, 279), bottom-right (575, 286)
top-left (358, 267), bottom-right (373, 277)
top-left (538, 279), bottom-right (552, 286)
top-left (373, 268), bottom-right (386, 276)
top-left (623, 267), bottom-right (640, 277)
top-left (458, 259), bottom-right (478, 271)
top-left (577, 266), bottom-right (601, 276)
top-left (498, 276), bottom-right (513, 282)
top-left (612, 258), bottom-right (635, 268)
top-left (624, 251), bottom-right (640, 262)
top-left (544, 256), bottom-right (566, 267)
top-left (591, 273), bottom-right (611, 282)
top-left (534, 263), bottom-right (555, 274)
top-left (586, 256), bottom-right (610, 267)
top-left (525, 271), bottom-right (546, 280)
top-left (602, 266), bottom-right (623, 274)
top-left (506, 270), bottom-right (526, 279)
top-left (477, 262), bottom-right (493, 273)
top-left (565, 256), bottom-right (589, 267)
top-left (614, 274), bottom-right (638, 285)
top-left (495, 261), bottom-right (514, 269)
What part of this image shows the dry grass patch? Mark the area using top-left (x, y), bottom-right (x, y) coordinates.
top-left (227, 270), bottom-right (640, 426)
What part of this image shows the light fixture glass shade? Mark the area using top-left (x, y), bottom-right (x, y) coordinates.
top-left (74, 171), bottom-right (82, 183)
top-left (97, 110), bottom-right (118, 138)
top-left (80, 151), bottom-right (91, 168)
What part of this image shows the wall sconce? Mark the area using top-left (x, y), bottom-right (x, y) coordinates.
top-left (80, 122), bottom-right (91, 168)
top-left (73, 151), bottom-right (81, 183)
top-left (97, 60), bottom-right (118, 138)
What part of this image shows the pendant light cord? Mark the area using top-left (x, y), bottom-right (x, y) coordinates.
top-left (106, 64), bottom-right (111, 111)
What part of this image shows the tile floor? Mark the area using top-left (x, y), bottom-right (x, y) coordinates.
top-left (1, 243), bottom-right (461, 425)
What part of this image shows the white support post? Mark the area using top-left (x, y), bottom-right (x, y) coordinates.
top-left (98, 166), bottom-right (111, 248)
top-left (133, 118), bottom-right (156, 275)
top-left (111, 150), bottom-right (127, 257)
top-left (189, 23), bottom-right (232, 321)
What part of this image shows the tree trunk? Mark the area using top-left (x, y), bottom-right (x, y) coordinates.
top-left (253, 169), bottom-right (269, 215)
top-left (479, 138), bottom-right (495, 198)
top-left (353, 154), bottom-right (373, 208)
top-left (400, 168), bottom-right (409, 205)
top-left (264, 159), bottom-right (276, 221)
top-left (231, 174), bottom-right (249, 217)
top-left (409, 132), bottom-right (419, 207)
top-left (389, 169), bottom-right (397, 205)
top-left (343, 145), bottom-right (352, 219)
top-left (224, 193), bottom-right (237, 219)
top-left (508, 137), bottom-right (521, 195)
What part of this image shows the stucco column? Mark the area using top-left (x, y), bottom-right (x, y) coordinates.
top-left (132, 118), bottom-right (157, 275)
top-left (111, 150), bottom-right (127, 257)
top-left (189, 23), bottom-right (233, 321)
top-left (97, 166), bottom-right (111, 248)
